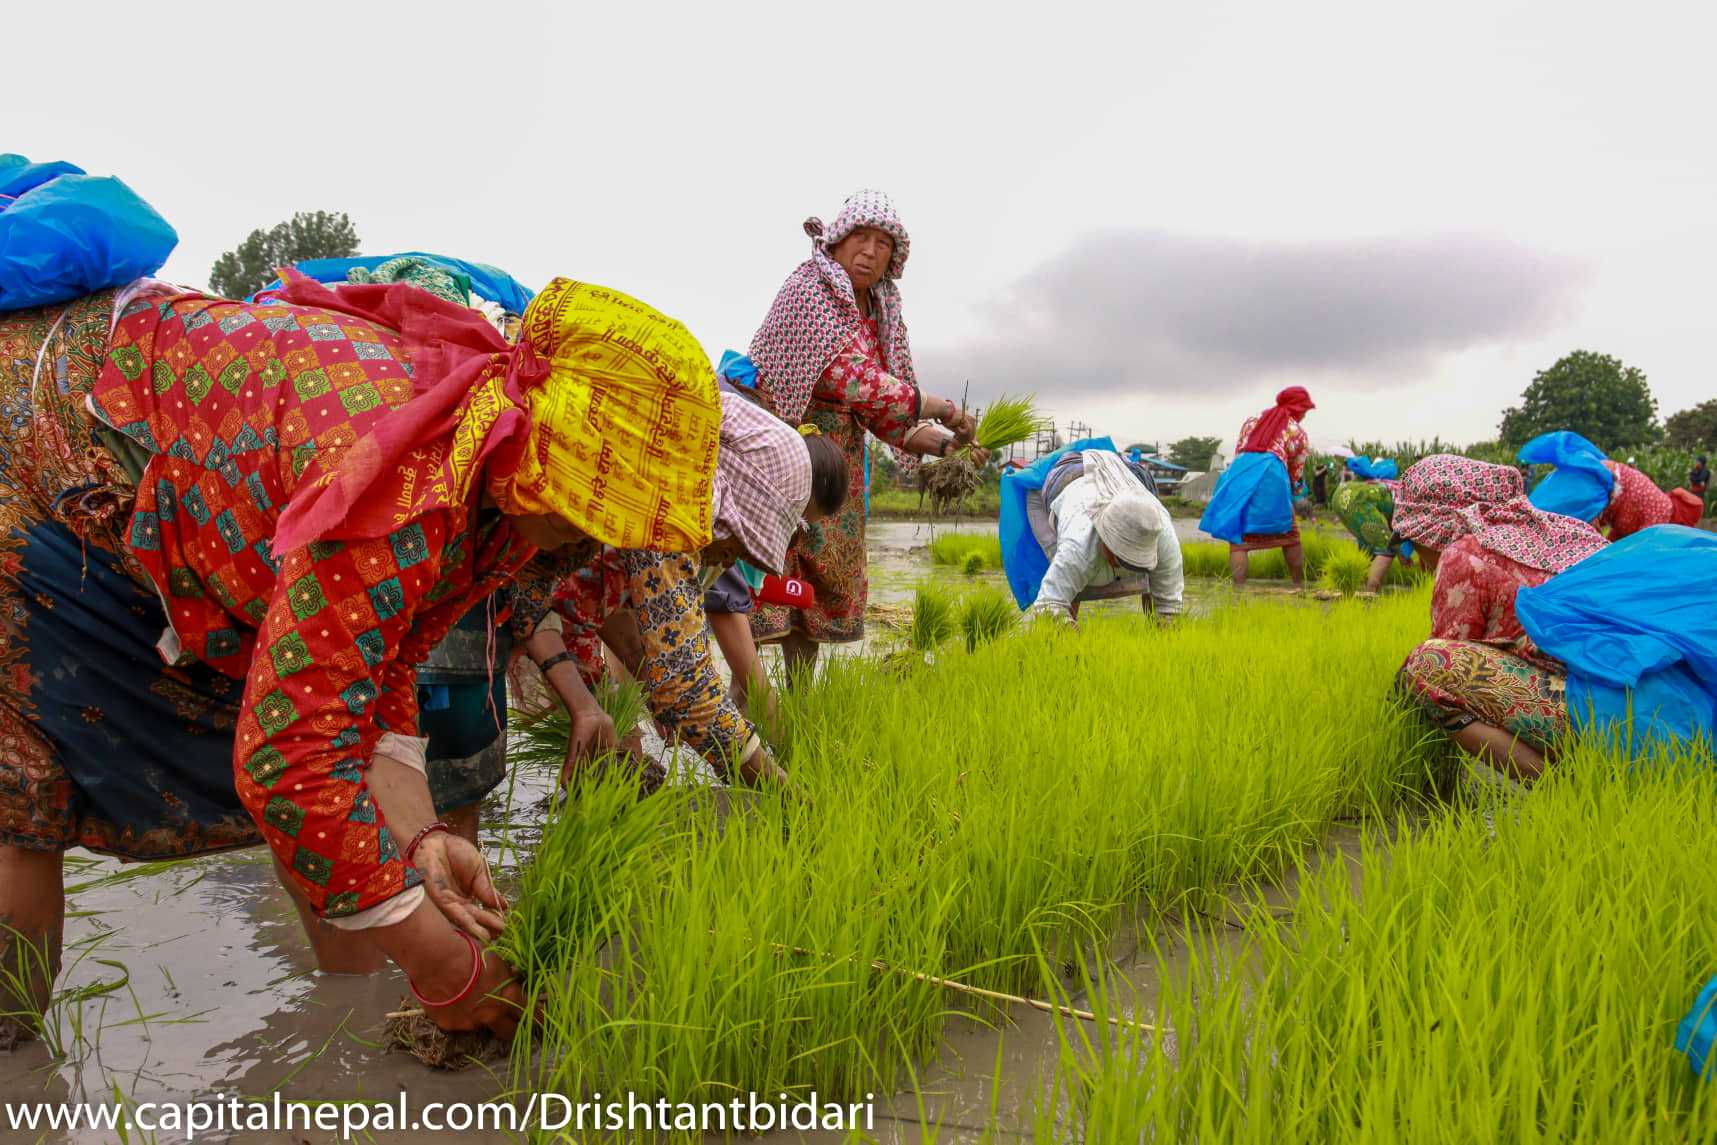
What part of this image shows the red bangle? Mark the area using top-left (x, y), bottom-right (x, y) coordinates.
top-left (408, 930), bottom-right (484, 1009)
top-left (403, 821), bottom-right (453, 866)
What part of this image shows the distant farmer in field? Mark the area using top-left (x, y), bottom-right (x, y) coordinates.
top-left (1329, 456), bottom-right (1407, 594)
top-left (747, 189), bottom-right (983, 679)
top-left (1391, 456), bottom-right (1608, 779)
top-left (1688, 456), bottom-right (1709, 505)
top-left (1198, 386), bottom-right (1315, 586)
top-left (1019, 448), bottom-right (1184, 623)
top-left (0, 272), bottom-right (722, 1047)
top-left (1520, 431), bottom-right (1702, 539)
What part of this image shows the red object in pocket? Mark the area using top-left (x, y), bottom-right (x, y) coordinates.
top-left (754, 575), bottom-right (816, 608)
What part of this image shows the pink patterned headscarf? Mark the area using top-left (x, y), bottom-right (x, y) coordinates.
top-left (711, 389), bottom-right (812, 575)
top-left (1392, 455), bottom-right (1607, 572)
top-left (748, 189), bottom-right (917, 425)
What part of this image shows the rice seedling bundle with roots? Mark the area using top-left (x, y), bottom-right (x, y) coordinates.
top-left (920, 395), bottom-right (1049, 516)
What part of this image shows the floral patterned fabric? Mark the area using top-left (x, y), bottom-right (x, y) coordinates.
top-left (1396, 638), bottom-right (1569, 751)
top-left (558, 547), bottom-right (756, 773)
top-left (1330, 480), bottom-right (1399, 556)
top-left (1598, 460), bottom-right (1703, 537)
top-left (1393, 455), bottom-right (1607, 572)
top-left (752, 317), bottom-right (920, 644)
top-left (1429, 535), bottom-right (1555, 660)
top-left (1227, 413), bottom-right (1308, 550)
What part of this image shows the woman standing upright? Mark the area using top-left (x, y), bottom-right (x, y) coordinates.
top-left (1198, 387), bottom-right (1316, 586)
top-left (747, 190), bottom-right (982, 676)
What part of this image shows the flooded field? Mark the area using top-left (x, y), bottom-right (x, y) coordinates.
top-left (0, 515), bottom-right (1331, 1144)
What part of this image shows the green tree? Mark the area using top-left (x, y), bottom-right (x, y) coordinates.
top-left (209, 211), bottom-right (361, 299)
top-left (1498, 350), bottom-right (1659, 451)
top-left (1167, 435), bottom-right (1222, 469)
top-left (1664, 399), bottom-right (1717, 451)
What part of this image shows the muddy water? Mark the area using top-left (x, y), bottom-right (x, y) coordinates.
top-left (0, 516), bottom-right (1317, 1144)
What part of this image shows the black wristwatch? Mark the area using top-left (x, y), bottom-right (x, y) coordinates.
top-left (535, 651), bottom-right (577, 675)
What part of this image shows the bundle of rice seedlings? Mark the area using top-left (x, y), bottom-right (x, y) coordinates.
top-left (508, 676), bottom-right (649, 774)
top-left (961, 551), bottom-right (986, 577)
top-left (907, 585), bottom-right (957, 652)
top-left (1317, 547), bottom-right (1373, 595)
top-left (928, 532), bottom-right (1003, 569)
top-left (958, 589), bottom-right (1017, 651)
top-left (920, 395), bottom-right (1049, 516)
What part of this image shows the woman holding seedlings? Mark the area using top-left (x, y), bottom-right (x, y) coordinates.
top-left (748, 189), bottom-right (983, 676)
top-left (1329, 455), bottom-right (1406, 594)
top-left (1022, 449), bottom-right (1185, 622)
top-left (1198, 386), bottom-right (1316, 587)
top-left (0, 272), bottom-right (722, 1044)
top-left (544, 389), bottom-right (847, 788)
top-left (1391, 456), bottom-right (1607, 778)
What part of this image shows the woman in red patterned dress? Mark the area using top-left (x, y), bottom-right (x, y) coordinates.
top-left (1200, 387), bottom-right (1315, 586)
top-left (747, 190), bottom-right (984, 677)
top-left (1392, 456), bottom-right (1608, 779)
top-left (0, 273), bottom-right (722, 1043)
top-left (1594, 459), bottom-right (1704, 538)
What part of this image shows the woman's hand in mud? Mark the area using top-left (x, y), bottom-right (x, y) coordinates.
top-left (414, 833), bottom-right (507, 942)
top-left (425, 949), bottom-right (524, 1039)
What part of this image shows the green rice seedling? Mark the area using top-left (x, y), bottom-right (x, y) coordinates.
top-left (907, 584), bottom-right (958, 651)
top-left (508, 677), bottom-right (649, 776)
top-left (1041, 737), bottom-right (1717, 1143)
top-left (1317, 546), bottom-right (1372, 595)
top-left (958, 588), bottom-right (1017, 651)
top-left (962, 551), bottom-right (986, 577)
top-left (506, 589), bottom-right (1453, 1131)
top-left (971, 394), bottom-right (1051, 453)
top-left (1180, 541), bottom-right (1233, 579)
top-left (928, 531), bottom-right (1004, 570)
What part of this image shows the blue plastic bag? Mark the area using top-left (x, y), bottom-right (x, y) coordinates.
top-left (1519, 430), bottom-right (1613, 523)
top-left (268, 252), bottom-right (535, 316)
top-left (1677, 974), bottom-right (1717, 1081)
top-left (0, 154), bottom-right (178, 311)
top-left (1515, 526), bottom-right (1717, 752)
top-left (1198, 451), bottom-right (1294, 545)
top-left (1345, 455), bottom-right (1398, 481)
top-left (1000, 436), bottom-right (1116, 608)
top-left (718, 351), bottom-right (759, 391)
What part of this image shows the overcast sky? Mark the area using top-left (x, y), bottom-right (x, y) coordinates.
top-left (14, 0), bottom-right (1712, 451)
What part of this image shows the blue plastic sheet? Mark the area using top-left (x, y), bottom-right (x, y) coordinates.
top-left (0, 154), bottom-right (178, 311)
top-left (1516, 526), bottom-right (1717, 752)
top-left (1000, 436), bottom-right (1116, 608)
top-left (1678, 974), bottom-right (1717, 1081)
top-left (718, 350), bottom-right (759, 391)
top-left (1198, 451), bottom-right (1294, 545)
top-left (266, 252), bottom-right (535, 315)
top-left (1520, 430), bottom-right (1613, 522)
top-left (1345, 455), bottom-right (1398, 481)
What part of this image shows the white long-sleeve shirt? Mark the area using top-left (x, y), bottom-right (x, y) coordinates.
top-left (1028, 476), bottom-right (1184, 621)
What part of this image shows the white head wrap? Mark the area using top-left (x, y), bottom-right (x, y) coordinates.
top-left (1083, 450), bottom-right (1169, 571)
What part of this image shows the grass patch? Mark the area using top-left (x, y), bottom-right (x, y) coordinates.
top-left (1043, 740), bottom-right (1717, 1142)
top-left (928, 532), bottom-right (1003, 570)
top-left (501, 591), bottom-right (1450, 1122)
top-left (1184, 529), bottom-right (1424, 586)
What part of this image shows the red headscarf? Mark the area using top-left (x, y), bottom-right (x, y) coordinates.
top-left (1239, 386), bottom-right (1316, 455)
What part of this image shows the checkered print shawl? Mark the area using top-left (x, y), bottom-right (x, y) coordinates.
top-left (711, 388), bottom-right (811, 574)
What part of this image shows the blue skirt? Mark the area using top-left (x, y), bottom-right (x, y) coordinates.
top-left (1198, 452), bottom-right (1295, 545)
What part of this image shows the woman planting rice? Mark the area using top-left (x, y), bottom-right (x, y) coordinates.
top-left (1391, 456), bottom-right (1607, 779)
top-left (1520, 430), bottom-right (1703, 539)
top-left (1016, 448), bottom-right (1185, 623)
top-left (1198, 387), bottom-right (1316, 586)
top-left (0, 272), bottom-right (721, 1043)
top-left (748, 189), bottom-right (984, 676)
top-left (544, 388), bottom-right (846, 789)
top-left (1329, 455), bottom-right (1407, 594)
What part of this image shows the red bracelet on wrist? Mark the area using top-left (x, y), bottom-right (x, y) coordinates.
top-left (403, 820), bottom-right (453, 866)
top-left (407, 930), bottom-right (484, 1009)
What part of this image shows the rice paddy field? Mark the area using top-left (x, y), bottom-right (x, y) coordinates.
top-left (5, 513), bottom-right (1714, 1144)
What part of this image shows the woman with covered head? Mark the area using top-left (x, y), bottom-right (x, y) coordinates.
top-left (747, 189), bottom-right (984, 675)
top-left (1023, 449), bottom-right (1184, 623)
top-left (1198, 387), bottom-right (1316, 586)
top-left (0, 272), bottom-right (721, 1043)
top-left (546, 388), bottom-right (847, 789)
top-left (1391, 456), bottom-right (1607, 779)
top-left (1329, 455), bottom-right (1407, 594)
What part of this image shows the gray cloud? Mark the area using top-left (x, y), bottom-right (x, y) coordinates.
top-left (920, 230), bottom-right (1586, 400)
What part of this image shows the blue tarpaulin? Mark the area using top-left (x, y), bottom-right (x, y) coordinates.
top-left (1346, 456), bottom-right (1398, 481)
top-left (1678, 974), bottom-right (1717, 1081)
top-left (1000, 436), bottom-right (1115, 608)
top-left (1198, 451), bottom-right (1294, 544)
top-left (1516, 526), bottom-right (1717, 752)
top-left (264, 252), bottom-right (535, 315)
top-left (0, 153), bottom-right (178, 311)
top-left (1520, 430), bottom-right (1613, 523)
top-left (718, 351), bottom-right (759, 391)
